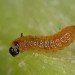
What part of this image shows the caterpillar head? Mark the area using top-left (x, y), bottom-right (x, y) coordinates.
top-left (9, 47), bottom-right (19, 57)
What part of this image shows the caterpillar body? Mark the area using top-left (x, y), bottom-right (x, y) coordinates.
top-left (9, 26), bottom-right (75, 57)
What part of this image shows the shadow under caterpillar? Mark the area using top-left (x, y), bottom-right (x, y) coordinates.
top-left (9, 26), bottom-right (75, 57)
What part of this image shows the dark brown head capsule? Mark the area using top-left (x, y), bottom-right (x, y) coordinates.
top-left (9, 47), bottom-right (19, 57)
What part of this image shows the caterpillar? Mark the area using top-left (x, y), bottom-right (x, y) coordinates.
top-left (9, 26), bottom-right (75, 57)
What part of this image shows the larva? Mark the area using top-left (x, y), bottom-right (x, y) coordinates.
top-left (9, 26), bottom-right (75, 57)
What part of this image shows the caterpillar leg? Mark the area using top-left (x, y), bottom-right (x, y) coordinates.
top-left (21, 33), bottom-right (23, 37)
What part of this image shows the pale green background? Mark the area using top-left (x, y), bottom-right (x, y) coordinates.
top-left (0, 0), bottom-right (75, 75)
